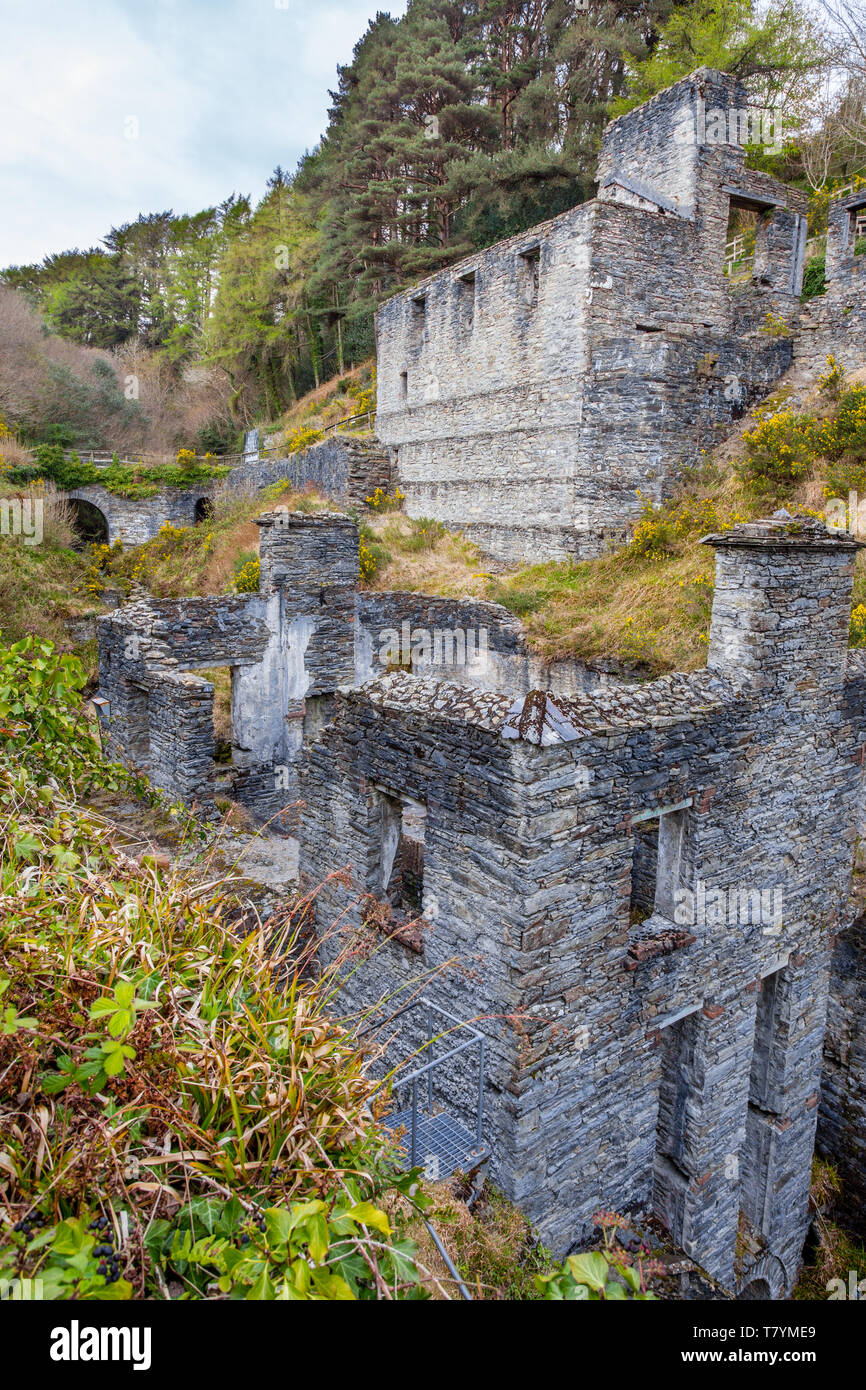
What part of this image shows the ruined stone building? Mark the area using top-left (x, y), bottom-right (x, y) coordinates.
top-left (375, 68), bottom-right (812, 563)
top-left (95, 72), bottom-right (866, 1296)
top-left (97, 507), bottom-right (866, 1299)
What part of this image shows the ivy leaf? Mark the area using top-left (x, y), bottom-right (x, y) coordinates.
top-left (305, 1213), bottom-right (329, 1264)
top-left (345, 1202), bottom-right (391, 1237)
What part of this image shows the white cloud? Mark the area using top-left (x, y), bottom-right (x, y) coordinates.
top-left (0, 0), bottom-right (407, 266)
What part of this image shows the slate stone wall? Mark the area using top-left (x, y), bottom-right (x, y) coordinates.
top-left (356, 590), bottom-right (611, 695)
top-left (96, 513), bottom-right (361, 823)
top-left (299, 518), bottom-right (866, 1295)
top-left (66, 483), bottom-right (221, 547)
top-left (795, 189), bottom-right (866, 379)
top-left (65, 437), bottom-right (390, 548)
top-left (819, 912), bottom-right (866, 1237)
top-left (274, 436), bottom-right (392, 503)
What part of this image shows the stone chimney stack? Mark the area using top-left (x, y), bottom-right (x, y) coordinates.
top-left (701, 515), bottom-right (862, 694)
top-left (256, 509), bottom-right (359, 691)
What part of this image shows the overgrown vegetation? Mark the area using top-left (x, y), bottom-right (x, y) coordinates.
top-left (0, 637), bottom-right (437, 1299)
top-left (794, 1159), bottom-right (866, 1299)
top-left (736, 358), bottom-right (866, 497)
top-left (4, 442), bottom-right (231, 500)
top-left (83, 481), bottom-right (332, 600)
top-left (0, 634), bottom-right (645, 1302)
top-left (0, 285), bottom-right (232, 456)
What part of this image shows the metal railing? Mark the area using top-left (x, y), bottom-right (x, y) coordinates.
top-left (385, 996), bottom-right (487, 1169)
top-left (59, 409), bottom-right (377, 473)
top-left (320, 408), bottom-right (376, 437)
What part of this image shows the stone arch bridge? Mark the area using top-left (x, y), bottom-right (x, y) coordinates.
top-left (64, 482), bottom-right (219, 547)
top-left (62, 434), bottom-right (392, 547)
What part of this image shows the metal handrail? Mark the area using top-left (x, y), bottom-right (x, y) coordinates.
top-left (320, 408), bottom-right (376, 437)
top-left (384, 997), bottom-right (486, 1165)
top-left (59, 411), bottom-right (377, 472)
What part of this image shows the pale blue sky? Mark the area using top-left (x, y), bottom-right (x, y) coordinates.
top-left (0, 0), bottom-right (408, 267)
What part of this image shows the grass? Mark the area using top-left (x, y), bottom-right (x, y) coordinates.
top-left (363, 512), bottom-right (489, 599)
top-left (426, 1181), bottom-right (552, 1299)
top-left (0, 536), bottom-right (100, 674)
top-left (793, 1159), bottom-right (866, 1300)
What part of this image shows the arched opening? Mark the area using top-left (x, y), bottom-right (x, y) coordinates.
top-left (194, 497), bottom-right (213, 524)
top-left (737, 1278), bottom-right (772, 1300)
top-left (69, 498), bottom-right (109, 547)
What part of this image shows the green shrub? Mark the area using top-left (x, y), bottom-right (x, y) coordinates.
top-left (0, 631), bottom-right (426, 1301)
top-left (737, 407), bottom-right (818, 492)
top-left (0, 634), bottom-right (120, 793)
top-left (233, 552), bottom-right (260, 592)
top-left (404, 518), bottom-right (446, 552)
top-left (536, 1213), bottom-right (658, 1300)
top-left (359, 525), bottom-right (390, 583)
top-left (802, 254), bottom-right (826, 300)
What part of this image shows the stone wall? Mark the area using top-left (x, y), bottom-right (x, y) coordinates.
top-left (98, 513), bottom-right (614, 818)
top-left (299, 517), bottom-right (866, 1296)
top-left (819, 913), bottom-right (866, 1236)
top-left (65, 437), bottom-right (390, 548)
top-left (356, 590), bottom-right (613, 695)
top-left (66, 483), bottom-right (221, 547)
top-left (275, 435), bottom-right (392, 503)
top-left (97, 512), bottom-right (360, 824)
top-left (795, 187), bottom-right (866, 379)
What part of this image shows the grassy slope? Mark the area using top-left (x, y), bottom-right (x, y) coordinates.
top-left (366, 369), bottom-right (866, 677)
top-left (0, 537), bottom-right (104, 686)
top-left (259, 359), bottom-right (376, 444)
